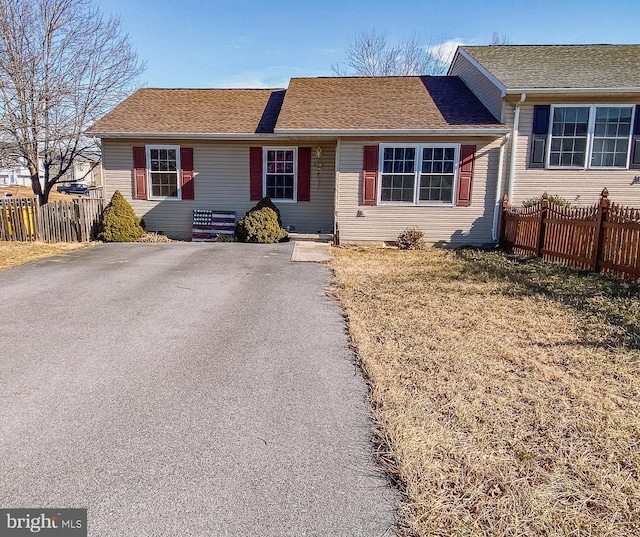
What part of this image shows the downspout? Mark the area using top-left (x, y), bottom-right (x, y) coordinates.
top-left (492, 133), bottom-right (510, 241)
top-left (507, 93), bottom-right (527, 202)
top-left (334, 138), bottom-right (341, 245)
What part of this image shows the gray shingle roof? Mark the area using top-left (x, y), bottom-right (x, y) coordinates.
top-left (462, 45), bottom-right (640, 90)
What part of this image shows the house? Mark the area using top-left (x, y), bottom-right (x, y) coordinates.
top-left (88, 79), bottom-right (507, 244)
top-left (89, 44), bottom-right (640, 245)
top-left (449, 44), bottom-right (640, 229)
top-left (0, 150), bottom-right (101, 189)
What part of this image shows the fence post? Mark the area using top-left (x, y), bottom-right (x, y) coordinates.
top-left (536, 192), bottom-right (549, 258)
top-left (499, 194), bottom-right (509, 248)
top-left (592, 188), bottom-right (610, 272)
top-left (73, 201), bottom-right (83, 242)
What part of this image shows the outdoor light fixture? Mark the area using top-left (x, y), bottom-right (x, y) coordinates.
top-left (316, 147), bottom-right (322, 159)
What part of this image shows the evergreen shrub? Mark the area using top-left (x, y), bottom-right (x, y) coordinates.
top-left (97, 190), bottom-right (145, 242)
top-left (235, 207), bottom-right (288, 244)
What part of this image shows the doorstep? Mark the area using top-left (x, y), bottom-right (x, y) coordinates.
top-left (288, 232), bottom-right (334, 243)
top-left (290, 241), bottom-right (332, 263)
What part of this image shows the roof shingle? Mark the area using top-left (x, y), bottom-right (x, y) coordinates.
top-left (89, 88), bottom-right (285, 135)
top-left (89, 77), bottom-right (505, 136)
top-left (275, 76), bottom-right (503, 131)
top-left (462, 45), bottom-right (640, 90)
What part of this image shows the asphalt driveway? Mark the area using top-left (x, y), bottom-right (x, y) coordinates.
top-left (0, 242), bottom-right (395, 536)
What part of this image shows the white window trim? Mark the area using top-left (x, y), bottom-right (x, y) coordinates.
top-left (546, 104), bottom-right (635, 170)
top-left (146, 145), bottom-right (181, 201)
top-left (263, 146), bottom-right (297, 203)
top-left (377, 143), bottom-right (459, 206)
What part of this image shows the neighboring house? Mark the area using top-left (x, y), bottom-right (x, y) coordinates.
top-left (0, 154), bottom-right (100, 189)
top-left (449, 44), bottom-right (640, 232)
top-left (0, 151), bottom-right (38, 187)
top-left (89, 79), bottom-right (507, 244)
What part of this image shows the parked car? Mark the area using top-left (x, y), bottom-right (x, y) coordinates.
top-left (57, 183), bottom-right (90, 195)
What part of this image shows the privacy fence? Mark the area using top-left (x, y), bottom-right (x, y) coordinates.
top-left (0, 197), bottom-right (105, 243)
top-left (500, 189), bottom-right (640, 279)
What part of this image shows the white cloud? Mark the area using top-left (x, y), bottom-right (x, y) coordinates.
top-left (208, 72), bottom-right (289, 89)
top-left (428, 38), bottom-right (465, 65)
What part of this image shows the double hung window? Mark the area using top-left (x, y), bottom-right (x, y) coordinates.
top-left (547, 105), bottom-right (634, 168)
top-left (148, 146), bottom-right (180, 199)
top-left (264, 148), bottom-right (296, 201)
top-left (380, 145), bottom-right (458, 204)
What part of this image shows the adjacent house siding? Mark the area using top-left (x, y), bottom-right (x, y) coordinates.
top-left (449, 54), bottom-right (504, 122)
top-left (102, 139), bottom-right (336, 239)
top-left (508, 103), bottom-right (640, 207)
top-left (336, 138), bottom-right (502, 245)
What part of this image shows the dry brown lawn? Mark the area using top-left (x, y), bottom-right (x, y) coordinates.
top-left (0, 241), bottom-right (91, 270)
top-left (0, 185), bottom-right (76, 201)
top-left (330, 247), bottom-right (640, 537)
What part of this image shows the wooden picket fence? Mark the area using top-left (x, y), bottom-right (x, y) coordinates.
top-left (0, 197), bottom-right (105, 243)
top-left (499, 189), bottom-right (640, 279)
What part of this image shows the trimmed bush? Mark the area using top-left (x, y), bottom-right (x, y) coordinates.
top-left (235, 207), bottom-right (288, 244)
top-left (97, 190), bottom-right (145, 242)
top-left (396, 227), bottom-right (426, 250)
top-left (249, 196), bottom-right (282, 227)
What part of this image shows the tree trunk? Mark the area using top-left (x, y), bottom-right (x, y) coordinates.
top-left (41, 181), bottom-right (54, 205)
top-left (28, 167), bottom-right (47, 204)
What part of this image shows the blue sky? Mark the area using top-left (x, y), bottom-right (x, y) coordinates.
top-left (97, 0), bottom-right (640, 89)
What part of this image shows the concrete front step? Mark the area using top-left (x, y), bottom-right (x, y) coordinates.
top-left (288, 232), bottom-right (334, 243)
top-left (290, 241), bottom-right (332, 263)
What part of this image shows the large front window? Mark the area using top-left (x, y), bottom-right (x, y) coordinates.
top-left (591, 107), bottom-right (633, 167)
top-left (548, 105), bottom-right (634, 168)
top-left (265, 148), bottom-right (296, 200)
top-left (148, 146), bottom-right (180, 198)
top-left (380, 145), bottom-right (458, 204)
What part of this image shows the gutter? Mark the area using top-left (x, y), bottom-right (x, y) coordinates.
top-left (507, 93), bottom-right (526, 202)
top-left (504, 87), bottom-right (640, 95)
top-left (492, 133), bottom-right (510, 241)
top-left (86, 132), bottom-right (283, 140)
top-left (89, 128), bottom-right (510, 140)
top-left (273, 128), bottom-right (510, 137)
top-left (90, 127), bottom-right (509, 141)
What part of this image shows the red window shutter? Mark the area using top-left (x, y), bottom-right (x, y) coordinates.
top-left (180, 147), bottom-right (194, 200)
top-left (362, 145), bottom-right (379, 206)
top-left (297, 147), bottom-right (311, 202)
top-left (132, 147), bottom-right (147, 200)
top-left (456, 145), bottom-right (475, 207)
top-left (249, 147), bottom-right (263, 201)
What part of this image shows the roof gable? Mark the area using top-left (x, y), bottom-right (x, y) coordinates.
top-left (460, 45), bottom-right (640, 91)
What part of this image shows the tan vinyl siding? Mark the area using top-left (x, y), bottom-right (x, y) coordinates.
top-left (449, 54), bottom-right (504, 122)
top-left (102, 139), bottom-right (335, 239)
top-left (509, 101), bottom-right (640, 207)
top-left (336, 138), bottom-right (502, 245)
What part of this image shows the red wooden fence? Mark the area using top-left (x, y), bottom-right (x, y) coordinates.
top-left (499, 189), bottom-right (640, 279)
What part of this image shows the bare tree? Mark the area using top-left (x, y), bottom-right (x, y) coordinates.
top-left (0, 0), bottom-right (144, 203)
top-left (332, 29), bottom-right (450, 77)
top-left (490, 32), bottom-right (512, 45)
